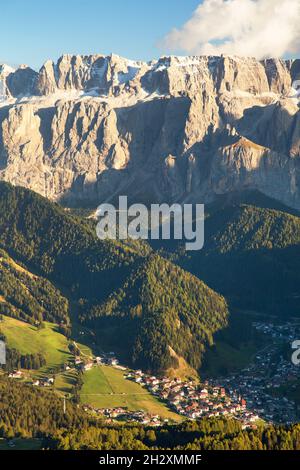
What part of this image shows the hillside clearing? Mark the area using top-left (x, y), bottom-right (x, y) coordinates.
top-left (0, 316), bottom-right (71, 372)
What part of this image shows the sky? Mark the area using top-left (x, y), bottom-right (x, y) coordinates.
top-left (0, 0), bottom-right (199, 70)
top-left (1, 0), bottom-right (300, 71)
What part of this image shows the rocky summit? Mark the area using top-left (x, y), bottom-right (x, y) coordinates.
top-left (0, 54), bottom-right (300, 207)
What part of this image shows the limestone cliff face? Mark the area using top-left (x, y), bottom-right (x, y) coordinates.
top-left (0, 54), bottom-right (299, 208)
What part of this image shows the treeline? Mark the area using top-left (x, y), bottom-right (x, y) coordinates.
top-left (0, 377), bottom-right (300, 450)
top-left (72, 370), bottom-right (84, 404)
top-left (5, 348), bottom-right (46, 371)
top-left (55, 418), bottom-right (300, 451)
top-left (0, 332), bottom-right (46, 370)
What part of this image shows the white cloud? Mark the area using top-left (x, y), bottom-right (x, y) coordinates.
top-left (161, 0), bottom-right (300, 59)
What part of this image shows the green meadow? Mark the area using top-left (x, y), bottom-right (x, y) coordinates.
top-left (80, 365), bottom-right (181, 422)
top-left (0, 316), bottom-right (71, 372)
top-left (0, 438), bottom-right (43, 450)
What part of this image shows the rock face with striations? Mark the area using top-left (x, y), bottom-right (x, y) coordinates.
top-left (0, 53), bottom-right (299, 208)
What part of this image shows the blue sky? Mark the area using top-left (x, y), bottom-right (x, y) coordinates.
top-left (1, 0), bottom-right (200, 70)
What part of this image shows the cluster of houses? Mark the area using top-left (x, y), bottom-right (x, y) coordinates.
top-left (253, 321), bottom-right (300, 343)
top-left (125, 370), bottom-right (260, 428)
top-left (32, 377), bottom-right (54, 387)
top-left (211, 321), bottom-right (300, 424)
top-left (75, 352), bottom-right (121, 371)
top-left (83, 405), bottom-right (167, 426)
top-left (8, 370), bottom-right (23, 379)
top-left (8, 320), bottom-right (299, 428)
top-left (8, 370), bottom-right (55, 388)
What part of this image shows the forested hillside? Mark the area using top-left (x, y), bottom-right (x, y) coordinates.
top-left (0, 377), bottom-right (89, 439)
top-left (0, 249), bottom-right (69, 326)
top-left (178, 192), bottom-right (300, 317)
top-left (0, 182), bottom-right (139, 301)
top-left (0, 182), bottom-right (228, 373)
top-left (82, 254), bottom-right (228, 371)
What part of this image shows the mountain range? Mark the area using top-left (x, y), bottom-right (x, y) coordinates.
top-left (0, 54), bottom-right (300, 208)
top-left (1, 53), bottom-right (300, 376)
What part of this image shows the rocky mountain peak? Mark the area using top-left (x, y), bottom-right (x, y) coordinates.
top-left (0, 53), bottom-right (299, 208)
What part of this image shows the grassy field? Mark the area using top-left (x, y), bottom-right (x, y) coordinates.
top-left (54, 369), bottom-right (78, 394)
top-left (80, 366), bottom-right (182, 422)
top-left (201, 340), bottom-right (258, 377)
top-left (0, 438), bottom-right (43, 450)
top-left (0, 316), bottom-right (72, 372)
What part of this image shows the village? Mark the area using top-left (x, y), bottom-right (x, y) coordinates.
top-left (125, 370), bottom-right (260, 428)
top-left (79, 364), bottom-right (261, 428)
top-left (74, 350), bottom-right (261, 428)
top-left (6, 321), bottom-right (300, 428)
top-left (8, 370), bottom-right (55, 388)
top-left (209, 321), bottom-right (300, 424)
top-left (82, 405), bottom-right (168, 427)
top-left (78, 321), bottom-right (300, 426)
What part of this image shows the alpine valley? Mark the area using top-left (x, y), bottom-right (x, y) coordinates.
top-left (0, 53), bottom-right (300, 451)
